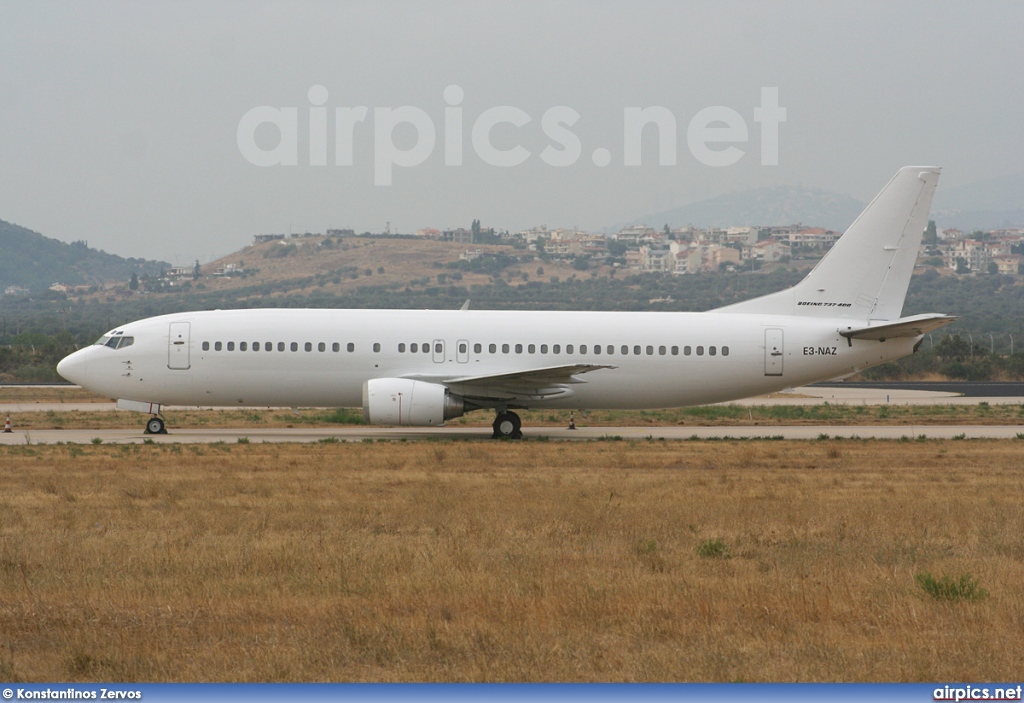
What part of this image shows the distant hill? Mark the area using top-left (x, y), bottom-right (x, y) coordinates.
top-left (0, 219), bottom-right (168, 293)
top-left (618, 186), bottom-right (867, 232)
top-left (932, 172), bottom-right (1024, 231)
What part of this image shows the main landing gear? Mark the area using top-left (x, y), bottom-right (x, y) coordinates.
top-left (492, 411), bottom-right (522, 440)
top-left (145, 415), bottom-right (168, 434)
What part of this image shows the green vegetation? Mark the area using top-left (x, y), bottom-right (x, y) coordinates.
top-left (696, 538), bottom-right (732, 559)
top-left (916, 572), bottom-right (988, 602)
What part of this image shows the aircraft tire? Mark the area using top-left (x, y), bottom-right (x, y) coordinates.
top-left (492, 411), bottom-right (522, 440)
top-left (145, 416), bottom-right (167, 435)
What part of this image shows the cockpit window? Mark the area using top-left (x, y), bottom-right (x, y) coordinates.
top-left (94, 335), bottom-right (112, 346)
top-left (102, 336), bottom-right (134, 350)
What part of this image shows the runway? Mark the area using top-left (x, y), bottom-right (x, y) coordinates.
top-left (3, 424), bottom-right (1023, 445)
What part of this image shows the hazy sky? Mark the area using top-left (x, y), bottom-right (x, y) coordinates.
top-left (1, 1), bottom-right (1022, 263)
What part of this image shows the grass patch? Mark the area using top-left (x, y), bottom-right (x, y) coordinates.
top-left (916, 572), bottom-right (989, 602)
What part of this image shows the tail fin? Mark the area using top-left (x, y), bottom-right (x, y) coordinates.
top-left (716, 166), bottom-right (940, 321)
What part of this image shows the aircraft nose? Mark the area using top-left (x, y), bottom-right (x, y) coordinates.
top-left (57, 349), bottom-right (88, 386)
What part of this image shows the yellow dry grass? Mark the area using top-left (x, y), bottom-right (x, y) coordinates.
top-left (1, 439), bottom-right (1022, 682)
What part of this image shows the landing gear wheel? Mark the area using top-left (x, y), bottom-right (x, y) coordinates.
top-left (145, 416), bottom-right (167, 435)
top-left (492, 411), bottom-right (522, 440)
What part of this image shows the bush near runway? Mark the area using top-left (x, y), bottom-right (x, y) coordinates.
top-left (1, 439), bottom-right (1022, 681)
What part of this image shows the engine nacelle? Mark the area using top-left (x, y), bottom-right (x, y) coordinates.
top-left (362, 378), bottom-right (465, 426)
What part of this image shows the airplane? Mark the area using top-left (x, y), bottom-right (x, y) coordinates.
top-left (57, 166), bottom-right (956, 438)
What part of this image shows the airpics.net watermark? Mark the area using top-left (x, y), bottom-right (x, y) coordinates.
top-left (236, 85), bottom-right (786, 186)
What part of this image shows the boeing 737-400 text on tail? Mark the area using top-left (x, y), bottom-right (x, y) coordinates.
top-left (58, 167), bottom-right (956, 438)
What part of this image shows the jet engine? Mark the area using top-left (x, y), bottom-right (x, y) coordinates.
top-left (362, 378), bottom-right (465, 426)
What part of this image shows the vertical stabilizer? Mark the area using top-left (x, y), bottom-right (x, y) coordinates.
top-left (716, 166), bottom-right (940, 321)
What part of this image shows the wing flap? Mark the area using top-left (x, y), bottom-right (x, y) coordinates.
top-left (839, 313), bottom-right (958, 341)
top-left (404, 363), bottom-right (617, 401)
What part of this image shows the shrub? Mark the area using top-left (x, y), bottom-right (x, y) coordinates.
top-left (697, 538), bottom-right (731, 559)
top-left (916, 572), bottom-right (988, 601)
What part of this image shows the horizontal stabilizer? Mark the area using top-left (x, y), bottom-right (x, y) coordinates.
top-left (839, 313), bottom-right (958, 341)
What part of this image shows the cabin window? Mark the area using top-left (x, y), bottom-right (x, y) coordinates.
top-left (474, 343), bottom-right (482, 353)
top-left (278, 342), bottom-right (285, 352)
top-left (632, 345), bottom-right (640, 355)
top-left (227, 342), bottom-right (235, 351)
top-left (607, 345), bottom-right (614, 355)
top-left (515, 344), bottom-right (523, 354)
top-left (215, 342), bottom-right (222, 351)
top-left (696, 346), bottom-right (704, 356)
top-left (459, 342), bottom-right (467, 354)
top-left (489, 343), bottom-right (497, 353)
top-left (659, 345), bottom-right (666, 355)
top-left (528, 344), bottom-right (535, 354)
top-left (202, 342), bottom-right (210, 351)
top-left (420, 342), bottom-right (428, 353)
top-left (347, 343), bottom-right (355, 352)
top-left (398, 343), bottom-right (406, 353)
top-left (709, 346), bottom-right (716, 356)
top-left (553, 344), bottom-right (561, 354)
top-left (502, 344), bottom-right (510, 354)
top-left (434, 342), bottom-right (442, 354)
top-left (290, 342), bottom-right (298, 352)
top-left (333, 342), bottom-right (340, 352)
top-left (540, 344), bottom-right (548, 354)
top-left (410, 343), bottom-right (418, 353)
top-left (577, 345), bottom-right (584, 354)
top-left (305, 342), bottom-right (312, 352)
top-left (722, 346), bottom-right (730, 356)
top-left (646, 345), bottom-right (654, 355)
top-left (240, 342), bottom-right (247, 351)
top-left (621, 345), bottom-right (629, 355)
top-left (593, 345), bottom-right (601, 355)
top-left (683, 346), bottom-right (691, 356)
top-left (264, 342), bottom-right (272, 352)
top-left (671, 346), bottom-right (679, 356)
top-left (373, 343), bottom-right (381, 353)
top-left (318, 342), bottom-right (326, 352)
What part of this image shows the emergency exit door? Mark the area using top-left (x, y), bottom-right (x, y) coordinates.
top-left (168, 322), bottom-right (191, 370)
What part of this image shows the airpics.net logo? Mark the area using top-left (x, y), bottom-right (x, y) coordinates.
top-left (236, 85), bottom-right (786, 185)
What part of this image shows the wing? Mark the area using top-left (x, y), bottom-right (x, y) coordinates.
top-left (405, 363), bottom-right (616, 402)
top-left (839, 313), bottom-right (958, 341)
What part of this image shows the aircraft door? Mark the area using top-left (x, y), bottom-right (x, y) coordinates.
top-left (456, 339), bottom-right (469, 363)
top-left (764, 328), bottom-right (783, 376)
top-left (168, 322), bottom-right (191, 370)
top-left (432, 339), bottom-right (445, 364)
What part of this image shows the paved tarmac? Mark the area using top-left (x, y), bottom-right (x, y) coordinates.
top-left (2, 424), bottom-right (1022, 445)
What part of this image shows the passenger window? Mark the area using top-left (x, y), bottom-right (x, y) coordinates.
top-left (709, 346), bottom-right (716, 356)
top-left (305, 342), bottom-right (312, 352)
top-left (697, 346), bottom-right (704, 356)
top-left (722, 346), bottom-right (729, 356)
top-left (474, 343), bottom-right (482, 354)
top-left (240, 342), bottom-right (247, 351)
top-left (632, 345), bottom-right (640, 355)
top-left (374, 343), bottom-right (381, 353)
top-left (278, 342), bottom-right (285, 352)
top-left (646, 346), bottom-right (653, 355)
top-left (671, 346), bottom-right (679, 356)
top-left (228, 342), bottom-right (235, 351)
top-left (318, 342), bottom-right (326, 352)
top-left (489, 343), bottom-right (497, 353)
top-left (253, 342), bottom-right (260, 351)
top-left (202, 341), bottom-right (210, 351)
top-left (459, 343), bottom-right (467, 354)
top-left (528, 344), bottom-right (535, 354)
top-left (658, 346), bottom-right (666, 355)
top-left (215, 342), bottom-right (222, 351)
top-left (399, 343), bottom-right (406, 353)
top-left (607, 345), bottom-right (614, 355)
top-left (515, 344), bottom-right (523, 354)
top-left (291, 342), bottom-right (298, 352)
top-left (333, 342), bottom-right (340, 352)
top-left (410, 343), bottom-right (418, 353)
top-left (265, 342), bottom-right (272, 352)
top-left (502, 344), bottom-right (510, 353)
top-left (540, 344), bottom-right (548, 354)
top-left (578, 345), bottom-right (584, 354)
top-left (434, 342), bottom-right (442, 353)
top-left (683, 346), bottom-right (691, 356)
top-left (423, 342), bottom-right (430, 353)
top-left (594, 345), bottom-right (601, 355)
top-left (553, 344), bottom-right (561, 354)
top-left (347, 343), bottom-right (355, 352)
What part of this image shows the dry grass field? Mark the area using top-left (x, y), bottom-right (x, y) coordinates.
top-left (1, 439), bottom-right (1022, 682)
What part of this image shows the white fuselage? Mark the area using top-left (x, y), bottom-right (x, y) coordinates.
top-left (57, 308), bottom-right (917, 411)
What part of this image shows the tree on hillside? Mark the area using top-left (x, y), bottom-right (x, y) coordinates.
top-left (129, 273), bottom-right (138, 291)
